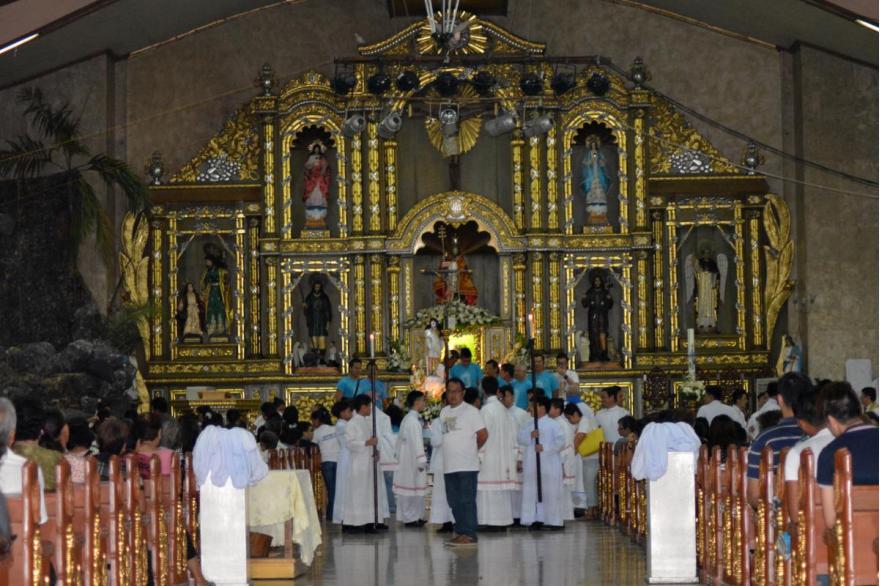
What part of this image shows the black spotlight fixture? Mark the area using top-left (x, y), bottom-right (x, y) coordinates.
top-left (471, 71), bottom-right (496, 97)
top-left (331, 71), bottom-right (357, 95)
top-left (519, 72), bottom-right (543, 96)
top-left (586, 72), bottom-right (610, 96)
top-left (434, 72), bottom-right (460, 97)
top-left (550, 72), bottom-right (576, 96)
top-left (367, 72), bottom-right (391, 95)
top-left (396, 71), bottom-right (420, 92)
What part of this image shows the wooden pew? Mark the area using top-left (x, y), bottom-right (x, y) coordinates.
top-left (73, 458), bottom-right (106, 586)
top-left (774, 447), bottom-right (791, 586)
top-left (828, 448), bottom-right (879, 586)
top-left (183, 453), bottom-right (199, 555)
top-left (754, 447), bottom-right (776, 585)
top-left (164, 455), bottom-right (189, 585)
top-left (795, 448), bottom-right (827, 586)
top-left (704, 446), bottom-right (727, 585)
top-left (124, 454), bottom-right (149, 586)
top-left (722, 446), bottom-right (739, 585)
top-left (104, 455), bottom-right (130, 586)
top-left (0, 461), bottom-right (45, 586)
top-left (49, 458), bottom-right (79, 586)
top-left (735, 446), bottom-right (752, 586)
top-left (696, 445), bottom-right (708, 580)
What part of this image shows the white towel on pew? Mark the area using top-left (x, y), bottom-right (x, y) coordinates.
top-left (630, 422), bottom-right (701, 481)
top-left (193, 426), bottom-right (268, 488)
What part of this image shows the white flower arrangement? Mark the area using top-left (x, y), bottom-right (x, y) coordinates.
top-left (679, 376), bottom-right (705, 403)
top-left (404, 300), bottom-right (500, 330)
top-left (386, 339), bottom-right (409, 372)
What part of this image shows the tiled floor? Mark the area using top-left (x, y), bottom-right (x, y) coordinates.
top-left (292, 520), bottom-right (648, 586)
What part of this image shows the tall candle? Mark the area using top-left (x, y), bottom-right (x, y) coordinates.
top-left (370, 333), bottom-right (375, 359)
top-left (527, 312), bottom-right (534, 339)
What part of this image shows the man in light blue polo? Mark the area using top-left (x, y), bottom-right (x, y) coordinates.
top-left (450, 348), bottom-right (483, 389)
top-left (511, 363), bottom-right (532, 410)
top-left (335, 358), bottom-right (365, 400)
top-left (356, 365), bottom-right (389, 408)
top-left (530, 354), bottom-right (559, 400)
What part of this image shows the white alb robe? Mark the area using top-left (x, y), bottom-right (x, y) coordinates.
top-left (341, 413), bottom-right (389, 526)
top-left (553, 415), bottom-right (576, 521)
top-left (518, 415), bottom-right (566, 527)
top-left (393, 410), bottom-right (428, 523)
top-left (569, 419), bottom-right (586, 508)
top-left (508, 405), bottom-right (533, 518)
top-left (476, 396), bottom-right (518, 526)
top-left (428, 420), bottom-right (454, 524)
top-left (332, 419), bottom-right (350, 523)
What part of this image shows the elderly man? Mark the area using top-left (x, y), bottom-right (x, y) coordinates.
top-left (0, 398), bottom-right (48, 524)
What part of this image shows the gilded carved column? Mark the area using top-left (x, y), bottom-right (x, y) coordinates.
top-left (261, 115), bottom-right (276, 234)
top-left (248, 218), bottom-right (261, 356)
top-left (353, 255), bottom-right (367, 354)
top-left (734, 203), bottom-right (747, 350)
top-left (167, 214), bottom-right (178, 360)
top-left (339, 265), bottom-right (351, 370)
top-left (546, 127), bottom-right (559, 231)
top-left (528, 135), bottom-right (543, 231)
top-left (387, 257), bottom-right (401, 344)
top-left (633, 111), bottom-right (648, 229)
top-left (512, 130), bottom-right (525, 231)
top-left (384, 139), bottom-right (398, 232)
top-left (548, 252), bottom-right (562, 349)
top-left (530, 252), bottom-right (545, 348)
top-left (151, 219), bottom-right (164, 359)
top-left (282, 268), bottom-right (293, 374)
top-left (367, 122), bottom-right (381, 233)
top-left (266, 257), bottom-right (279, 357)
top-left (513, 253), bottom-right (527, 338)
top-left (748, 209), bottom-right (763, 348)
top-left (369, 254), bottom-right (384, 353)
top-left (335, 138), bottom-right (349, 238)
top-left (652, 211), bottom-right (666, 349)
top-left (234, 211), bottom-right (246, 360)
top-left (562, 132), bottom-right (575, 235)
top-left (636, 251), bottom-right (649, 350)
top-left (666, 205), bottom-right (679, 352)
top-left (350, 135), bottom-right (364, 234)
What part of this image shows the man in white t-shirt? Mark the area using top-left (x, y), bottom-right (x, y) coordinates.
top-left (595, 386), bottom-right (630, 444)
top-left (696, 385), bottom-right (747, 429)
top-left (554, 353), bottom-right (581, 403)
top-left (439, 378), bottom-right (487, 547)
top-left (0, 398), bottom-right (48, 525)
top-left (783, 386), bottom-right (833, 521)
top-left (747, 382), bottom-right (781, 440)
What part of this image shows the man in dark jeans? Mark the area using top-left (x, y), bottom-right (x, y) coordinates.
top-left (439, 378), bottom-right (488, 547)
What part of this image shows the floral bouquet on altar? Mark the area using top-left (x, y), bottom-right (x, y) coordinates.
top-left (679, 375), bottom-right (705, 406)
top-left (387, 339), bottom-right (409, 372)
top-left (421, 400), bottom-right (444, 422)
top-left (404, 300), bottom-right (500, 330)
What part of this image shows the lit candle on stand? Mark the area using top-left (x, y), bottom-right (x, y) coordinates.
top-left (527, 312), bottom-right (534, 339)
top-left (370, 333), bottom-right (375, 359)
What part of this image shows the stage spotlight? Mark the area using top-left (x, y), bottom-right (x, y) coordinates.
top-left (471, 71), bottom-right (496, 97)
top-left (523, 114), bottom-right (553, 138)
top-left (378, 111), bottom-right (403, 139)
top-left (342, 114), bottom-right (366, 136)
top-left (367, 72), bottom-right (391, 95)
top-left (484, 111), bottom-right (516, 137)
top-left (519, 73), bottom-right (543, 96)
top-left (439, 107), bottom-right (459, 137)
top-left (434, 72), bottom-right (460, 97)
top-left (550, 72), bottom-right (576, 96)
top-left (396, 71), bottom-right (420, 92)
top-left (586, 72), bottom-right (610, 96)
top-left (331, 72), bottom-right (357, 95)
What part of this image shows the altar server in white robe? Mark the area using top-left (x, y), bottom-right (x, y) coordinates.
top-left (563, 403), bottom-right (587, 511)
top-left (331, 399), bottom-right (354, 524)
top-left (393, 391), bottom-right (429, 525)
top-left (341, 394), bottom-right (389, 531)
top-left (518, 396), bottom-right (566, 529)
top-left (375, 405), bottom-right (396, 520)
top-left (429, 392), bottom-right (454, 529)
top-left (504, 384), bottom-right (533, 523)
top-left (476, 379), bottom-right (518, 528)
top-left (550, 398), bottom-right (576, 521)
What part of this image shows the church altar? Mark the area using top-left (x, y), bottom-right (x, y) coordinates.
top-left (124, 14), bottom-right (794, 415)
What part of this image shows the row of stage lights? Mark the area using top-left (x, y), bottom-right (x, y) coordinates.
top-left (333, 67), bottom-right (615, 141)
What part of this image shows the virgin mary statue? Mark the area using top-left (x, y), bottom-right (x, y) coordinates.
top-left (581, 136), bottom-right (610, 226)
top-left (303, 139), bottom-right (331, 230)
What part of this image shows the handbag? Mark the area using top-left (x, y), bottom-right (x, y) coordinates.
top-left (576, 426), bottom-right (605, 458)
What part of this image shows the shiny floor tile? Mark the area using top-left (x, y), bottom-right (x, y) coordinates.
top-left (294, 520), bottom-right (648, 585)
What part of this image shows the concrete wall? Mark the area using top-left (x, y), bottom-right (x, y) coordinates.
top-left (0, 0), bottom-right (875, 376)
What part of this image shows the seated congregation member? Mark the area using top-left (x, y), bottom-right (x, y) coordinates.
top-left (817, 382), bottom-right (879, 530)
top-left (707, 415), bottom-right (747, 460)
top-left (341, 395), bottom-right (389, 532)
top-left (596, 386), bottom-right (630, 445)
top-left (518, 396), bottom-right (565, 530)
top-left (450, 348), bottom-right (483, 390)
top-left (11, 397), bottom-right (63, 491)
top-left (311, 406), bottom-right (339, 521)
top-left (476, 378), bottom-right (517, 530)
top-left (783, 385), bottom-right (834, 522)
top-left (0, 397), bottom-right (48, 524)
top-left (756, 410), bottom-right (783, 434)
top-left (64, 417), bottom-right (95, 483)
top-left (258, 430), bottom-right (279, 463)
top-left (393, 391), bottom-right (429, 527)
top-left (133, 414), bottom-right (176, 478)
top-left (279, 406), bottom-right (303, 448)
top-left (747, 372), bottom-right (811, 508)
top-left (860, 386), bottom-right (878, 415)
top-left (696, 385), bottom-right (747, 429)
top-left (39, 409), bottom-right (69, 453)
top-left (615, 416), bottom-right (640, 455)
top-left (331, 400), bottom-right (353, 525)
top-left (748, 381), bottom-right (781, 440)
top-left (95, 417), bottom-right (130, 481)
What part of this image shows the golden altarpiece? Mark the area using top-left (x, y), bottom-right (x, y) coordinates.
top-left (122, 15), bottom-right (794, 418)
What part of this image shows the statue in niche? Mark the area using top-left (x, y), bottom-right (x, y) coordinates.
top-left (303, 139), bottom-right (331, 231)
top-left (175, 282), bottom-right (205, 342)
top-left (581, 135), bottom-right (610, 226)
top-left (302, 276), bottom-right (333, 361)
top-left (581, 270), bottom-right (614, 362)
top-left (775, 334), bottom-right (803, 377)
top-left (684, 245), bottom-right (729, 333)
top-left (425, 318), bottom-right (444, 374)
top-left (201, 244), bottom-right (231, 338)
top-left (432, 236), bottom-right (478, 306)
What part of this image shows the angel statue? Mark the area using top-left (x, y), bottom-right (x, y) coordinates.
top-left (201, 244), bottom-right (232, 338)
top-left (581, 135), bottom-right (610, 226)
top-left (775, 334), bottom-right (803, 377)
top-left (303, 139), bottom-right (332, 230)
top-left (684, 245), bottom-right (728, 333)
